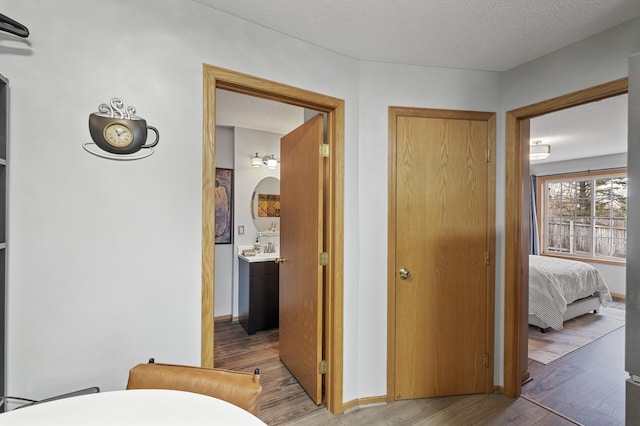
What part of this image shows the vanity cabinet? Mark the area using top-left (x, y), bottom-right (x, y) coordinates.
top-left (238, 259), bottom-right (279, 335)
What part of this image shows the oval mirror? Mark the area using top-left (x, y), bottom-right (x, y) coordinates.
top-left (251, 176), bottom-right (280, 233)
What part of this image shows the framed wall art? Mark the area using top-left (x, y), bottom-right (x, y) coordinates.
top-left (214, 168), bottom-right (233, 244)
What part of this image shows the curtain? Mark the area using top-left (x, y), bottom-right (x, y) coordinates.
top-left (529, 175), bottom-right (540, 255)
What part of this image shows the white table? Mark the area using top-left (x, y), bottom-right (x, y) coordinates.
top-left (0, 389), bottom-right (266, 425)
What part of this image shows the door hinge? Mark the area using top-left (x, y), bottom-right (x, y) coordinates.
top-left (486, 148), bottom-right (491, 162)
top-left (320, 144), bottom-right (330, 158)
top-left (319, 360), bottom-right (327, 374)
top-left (319, 252), bottom-right (329, 266)
top-left (485, 353), bottom-right (490, 368)
top-left (485, 251), bottom-right (490, 265)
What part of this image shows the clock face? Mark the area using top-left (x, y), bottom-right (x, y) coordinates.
top-left (103, 123), bottom-right (133, 148)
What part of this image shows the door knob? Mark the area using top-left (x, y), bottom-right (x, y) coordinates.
top-left (275, 257), bottom-right (288, 264)
top-left (399, 268), bottom-right (411, 279)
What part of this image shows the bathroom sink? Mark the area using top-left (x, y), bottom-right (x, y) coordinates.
top-left (238, 251), bottom-right (280, 263)
top-left (256, 251), bottom-right (279, 260)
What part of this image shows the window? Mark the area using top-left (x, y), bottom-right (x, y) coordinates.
top-left (538, 170), bottom-right (627, 263)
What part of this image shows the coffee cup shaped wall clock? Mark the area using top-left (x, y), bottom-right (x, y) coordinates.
top-left (84, 97), bottom-right (160, 160)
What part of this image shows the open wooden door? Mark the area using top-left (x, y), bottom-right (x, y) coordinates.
top-left (279, 114), bottom-right (325, 404)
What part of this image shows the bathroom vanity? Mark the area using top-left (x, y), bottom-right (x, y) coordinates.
top-left (238, 175), bottom-right (280, 335)
top-left (238, 254), bottom-right (279, 335)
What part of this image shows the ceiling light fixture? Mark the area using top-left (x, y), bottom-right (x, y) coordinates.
top-left (529, 140), bottom-right (551, 160)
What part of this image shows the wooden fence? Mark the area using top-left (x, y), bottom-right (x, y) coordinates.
top-left (546, 221), bottom-right (626, 258)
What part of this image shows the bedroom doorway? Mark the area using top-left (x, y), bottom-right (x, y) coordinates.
top-left (202, 64), bottom-right (345, 414)
top-left (520, 93), bottom-right (628, 425)
top-left (503, 78), bottom-right (628, 398)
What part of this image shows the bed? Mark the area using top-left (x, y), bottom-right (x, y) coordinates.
top-left (528, 255), bottom-right (612, 332)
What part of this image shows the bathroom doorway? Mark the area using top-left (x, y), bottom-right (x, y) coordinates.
top-left (213, 89), bottom-right (323, 402)
top-left (201, 64), bottom-right (345, 413)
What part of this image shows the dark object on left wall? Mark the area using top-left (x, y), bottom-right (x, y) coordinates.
top-left (0, 14), bottom-right (29, 38)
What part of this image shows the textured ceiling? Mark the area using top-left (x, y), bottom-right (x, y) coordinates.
top-left (192, 0), bottom-right (640, 71)
top-left (204, 1), bottom-right (633, 162)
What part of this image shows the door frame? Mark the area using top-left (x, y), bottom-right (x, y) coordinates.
top-left (201, 64), bottom-right (345, 413)
top-left (387, 106), bottom-right (496, 400)
top-left (503, 77), bottom-right (628, 397)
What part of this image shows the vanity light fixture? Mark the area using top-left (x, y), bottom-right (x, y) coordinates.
top-left (251, 153), bottom-right (263, 168)
top-left (250, 153), bottom-right (279, 169)
top-left (265, 154), bottom-right (278, 169)
top-left (529, 140), bottom-right (551, 160)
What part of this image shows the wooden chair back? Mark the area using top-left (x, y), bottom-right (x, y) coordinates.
top-left (126, 362), bottom-right (262, 416)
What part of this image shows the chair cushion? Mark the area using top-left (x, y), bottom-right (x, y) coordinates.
top-left (126, 363), bottom-right (262, 415)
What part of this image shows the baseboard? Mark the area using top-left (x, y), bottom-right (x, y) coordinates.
top-left (342, 395), bottom-right (387, 413)
top-left (343, 389), bottom-right (508, 410)
top-left (611, 292), bottom-right (626, 301)
top-left (213, 315), bottom-right (242, 322)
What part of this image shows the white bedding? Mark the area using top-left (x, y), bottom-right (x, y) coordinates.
top-left (528, 255), bottom-right (612, 330)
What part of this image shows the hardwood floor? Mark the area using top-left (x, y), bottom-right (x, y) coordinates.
top-left (215, 320), bottom-right (573, 425)
top-left (523, 305), bottom-right (627, 426)
top-left (214, 320), bottom-right (324, 425)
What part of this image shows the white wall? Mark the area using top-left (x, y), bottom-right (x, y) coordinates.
top-left (0, 0), bottom-right (360, 400)
top-left (502, 19), bottom-right (640, 111)
top-left (530, 153), bottom-right (627, 177)
top-left (213, 126), bottom-right (234, 317)
top-left (1, 0), bottom-right (639, 406)
top-left (590, 262), bottom-right (626, 296)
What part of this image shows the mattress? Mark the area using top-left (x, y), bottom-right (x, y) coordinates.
top-left (528, 255), bottom-right (612, 330)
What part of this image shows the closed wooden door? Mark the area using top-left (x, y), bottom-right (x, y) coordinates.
top-left (279, 114), bottom-right (325, 404)
top-left (390, 107), bottom-right (495, 399)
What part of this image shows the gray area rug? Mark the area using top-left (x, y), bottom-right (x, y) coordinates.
top-left (528, 307), bottom-right (625, 364)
